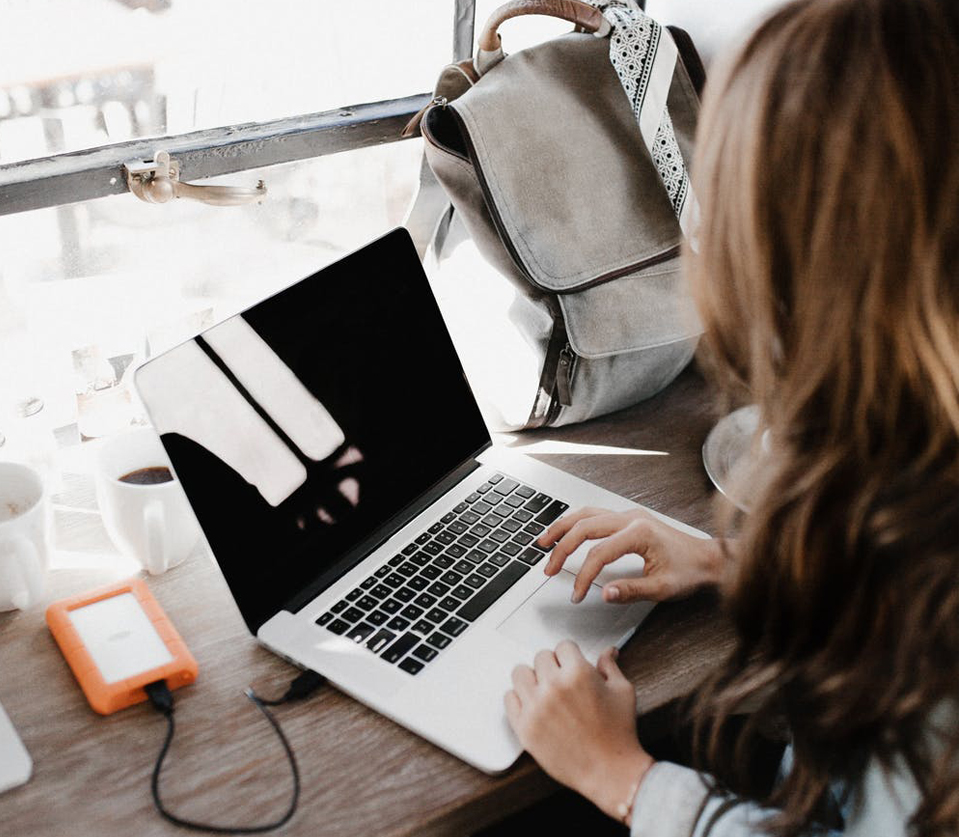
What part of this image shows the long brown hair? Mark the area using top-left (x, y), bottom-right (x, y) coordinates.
top-left (685, 0), bottom-right (959, 834)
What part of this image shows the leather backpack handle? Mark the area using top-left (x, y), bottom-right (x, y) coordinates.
top-left (477, 0), bottom-right (609, 53)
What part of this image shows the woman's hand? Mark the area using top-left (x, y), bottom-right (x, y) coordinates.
top-left (504, 641), bottom-right (653, 821)
top-left (538, 507), bottom-right (726, 605)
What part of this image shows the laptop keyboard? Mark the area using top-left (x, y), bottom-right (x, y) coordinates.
top-left (314, 473), bottom-right (569, 675)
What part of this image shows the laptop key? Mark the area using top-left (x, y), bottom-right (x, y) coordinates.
top-left (374, 566), bottom-right (390, 578)
top-left (524, 493), bottom-right (551, 513)
top-left (502, 518), bottom-right (522, 533)
top-left (490, 530), bottom-right (510, 544)
top-left (421, 565), bottom-right (441, 580)
top-left (464, 573), bottom-right (486, 589)
top-left (366, 628), bottom-right (396, 654)
top-left (488, 473), bottom-right (504, 485)
top-left (458, 534), bottom-right (480, 548)
top-left (433, 555), bottom-right (454, 570)
top-left (331, 600), bottom-right (348, 613)
top-left (346, 589), bottom-right (361, 601)
top-left (356, 595), bottom-right (378, 611)
top-left (368, 610), bottom-right (389, 626)
top-left (439, 596), bottom-right (461, 612)
top-left (464, 549), bottom-right (486, 564)
top-left (511, 509), bottom-right (534, 523)
top-left (342, 606), bottom-right (364, 623)
top-left (327, 618), bottom-right (349, 635)
top-left (435, 531), bottom-right (456, 545)
top-left (370, 584), bottom-right (391, 600)
top-left (425, 607), bottom-right (449, 624)
top-left (388, 555), bottom-right (404, 567)
top-left (411, 619), bottom-right (435, 635)
top-left (381, 599), bottom-right (402, 615)
top-left (518, 548), bottom-right (545, 566)
top-left (428, 522), bottom-right (444, 534)
top-left (482, 513), bottom-right (504, 527)
top-left (384, 573), bottom-right (405, 588)
top-left (477, 563), bottom-right (499, 578)
top-left (427, 633), bottom-right (452, 650)
top-left (407, 576), bottom-right (429, 592)
top-left (476, 482), bottom-right (493, 493)
top-left (381, 632), bottom-right (419, 664)
top-left (511, 532), bottom-right (534, 546)
top-left (415, 533), bottom-right (430, 545)
top-left (500, 542), bottom-right (522, 556)
top-left (441, 512), bottom-right (457, 524)
top-left (470, 523), bottom-right (492, 538)
top-left (410, 551), bottom-right (431, 567)
top-left (493, 478), bottom-right (519, 496)
top-left (413, 645), bottom-right (438, 662)
top-left (445, 544), bottom-right (467, 559)
top-left (477, 539), bottom-right (498, 554)
top-left (427, 581), bottom-right (450, 597)
top-left (465, 492), bottom-right (481, 503)
top-left (400, 604), bottom-right (424, 620)
top-left (447, 520), bottom-right (468, 535)
top-left (402, 544), bottom-right (418, 556)
top-left (460, 511), bottom-right (480, 525)
top-left (441, 617), bottom-right (468, 637)
top-left (347, 623), bottom-right (375, 644)
top-left (472, 501), bottom-right (492, 515)
top-left (504, 495), bottom-right (525, 508)
top-left (315, 612), bottom-right (333, 626)
top-left (440, 570), bottom-right (463, 586)
top-left (516, 485), bottom-right (536, 499)
top-left (398, 562), bottom-right (418, 577)
top-left (423, 542), bottom-right (443, 556)
top-left (387, 616), bottom-right (411, 632)
top-left (394, 587), bottom-right (416, 603)
top-left (523, 522), bottom-right (545, 535)
top-left (360, 577), bottom-right (376, 590)
top-left (451, 559), bottom-right (474, 575)
top-left (489, 552), bottom-right (511, 566)
top-left (451, 585), bottom-right (474, 600)
top-left (414, 592), bottom-right (437, 609)
top-left (453, 502), bottom-right (469, 514)
top-left (457, 561), bottom-right (530, 622)
top-left (535, 500), bottom-right (569, 525)
top-left (399, 658), bottom-right (424, 675)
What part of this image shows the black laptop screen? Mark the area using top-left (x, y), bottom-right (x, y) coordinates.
top-left (136, 229), bottom-right (491, 633)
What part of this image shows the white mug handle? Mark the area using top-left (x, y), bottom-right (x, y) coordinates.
top-left (143, 500), bottom-right (168, 575)
top-left (0, 536), bottom-right (44, 610)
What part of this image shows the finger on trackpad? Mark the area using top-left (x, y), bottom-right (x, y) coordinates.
top-left (496, 570), bottom-right (653, 661)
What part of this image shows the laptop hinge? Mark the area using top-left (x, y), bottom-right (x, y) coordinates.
top-left (280, 441), bottom-right (492, 619)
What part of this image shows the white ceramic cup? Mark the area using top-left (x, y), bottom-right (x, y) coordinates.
top-left (0, 461), bottom-right (50, 611)
top-left (94, 428), bottom-right (202, 575)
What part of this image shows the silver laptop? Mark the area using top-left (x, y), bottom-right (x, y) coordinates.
top-left (135, 228), bottom-right (707, 773)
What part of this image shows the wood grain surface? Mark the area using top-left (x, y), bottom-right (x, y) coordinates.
top-left (0, 366), bottom-right (734, 837)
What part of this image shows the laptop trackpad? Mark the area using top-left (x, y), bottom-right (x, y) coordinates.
top-left (496, 570), bottom-right (647, 660)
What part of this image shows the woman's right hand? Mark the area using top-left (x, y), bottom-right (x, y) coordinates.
top-left (537, 508), bottom-right (726, 605)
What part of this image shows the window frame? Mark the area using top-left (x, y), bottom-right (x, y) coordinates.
top-left (0, 0), bottom-right (476, 217)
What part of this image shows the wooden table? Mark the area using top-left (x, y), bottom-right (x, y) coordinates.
top-left (0, 366), bottom-right (734, 837)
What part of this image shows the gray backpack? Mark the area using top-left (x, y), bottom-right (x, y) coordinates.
top-left (405, 0), bottom-right (705, 430)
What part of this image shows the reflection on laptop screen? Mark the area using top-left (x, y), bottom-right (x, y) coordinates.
top-left (136, 230), bottom-right (491, 633)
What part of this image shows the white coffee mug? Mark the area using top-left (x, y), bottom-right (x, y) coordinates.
top-left (0, 461), bottom-right (50, 611)
top-left (94, 428), bottom-right (202, 575)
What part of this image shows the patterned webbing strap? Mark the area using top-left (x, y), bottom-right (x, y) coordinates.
top-left (595, 1), bottom-right (700, 243)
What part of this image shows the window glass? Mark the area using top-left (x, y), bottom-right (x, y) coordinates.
top-left (0, 139), bottom-right (423, 465)
top-left (0, 0), bottom-right (453, 163)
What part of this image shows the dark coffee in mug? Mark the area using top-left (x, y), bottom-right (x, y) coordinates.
top-left (118, 466), bottom-right (174, 485)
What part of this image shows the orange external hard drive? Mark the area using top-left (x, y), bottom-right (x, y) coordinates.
top-left (46, 578), bottom-right (198, 715)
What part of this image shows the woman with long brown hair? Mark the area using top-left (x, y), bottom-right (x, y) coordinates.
top-left (503, 0), bottom-right (959, 834)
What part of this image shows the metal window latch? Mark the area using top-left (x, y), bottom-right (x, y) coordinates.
top-left (124, 151), bottom-right (267, 206)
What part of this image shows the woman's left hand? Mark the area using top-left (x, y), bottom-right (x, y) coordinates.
top-left (504, 640), bottom-right (654, 821)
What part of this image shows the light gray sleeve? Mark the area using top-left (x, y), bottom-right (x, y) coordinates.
top-left (629, 753), bottom-right (925, 837)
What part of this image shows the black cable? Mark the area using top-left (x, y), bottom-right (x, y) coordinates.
top-left (144, 671), bottom-right (326, 834)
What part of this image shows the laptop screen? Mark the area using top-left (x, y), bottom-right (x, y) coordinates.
top-left (135, 229), bottom-right (491, 633)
